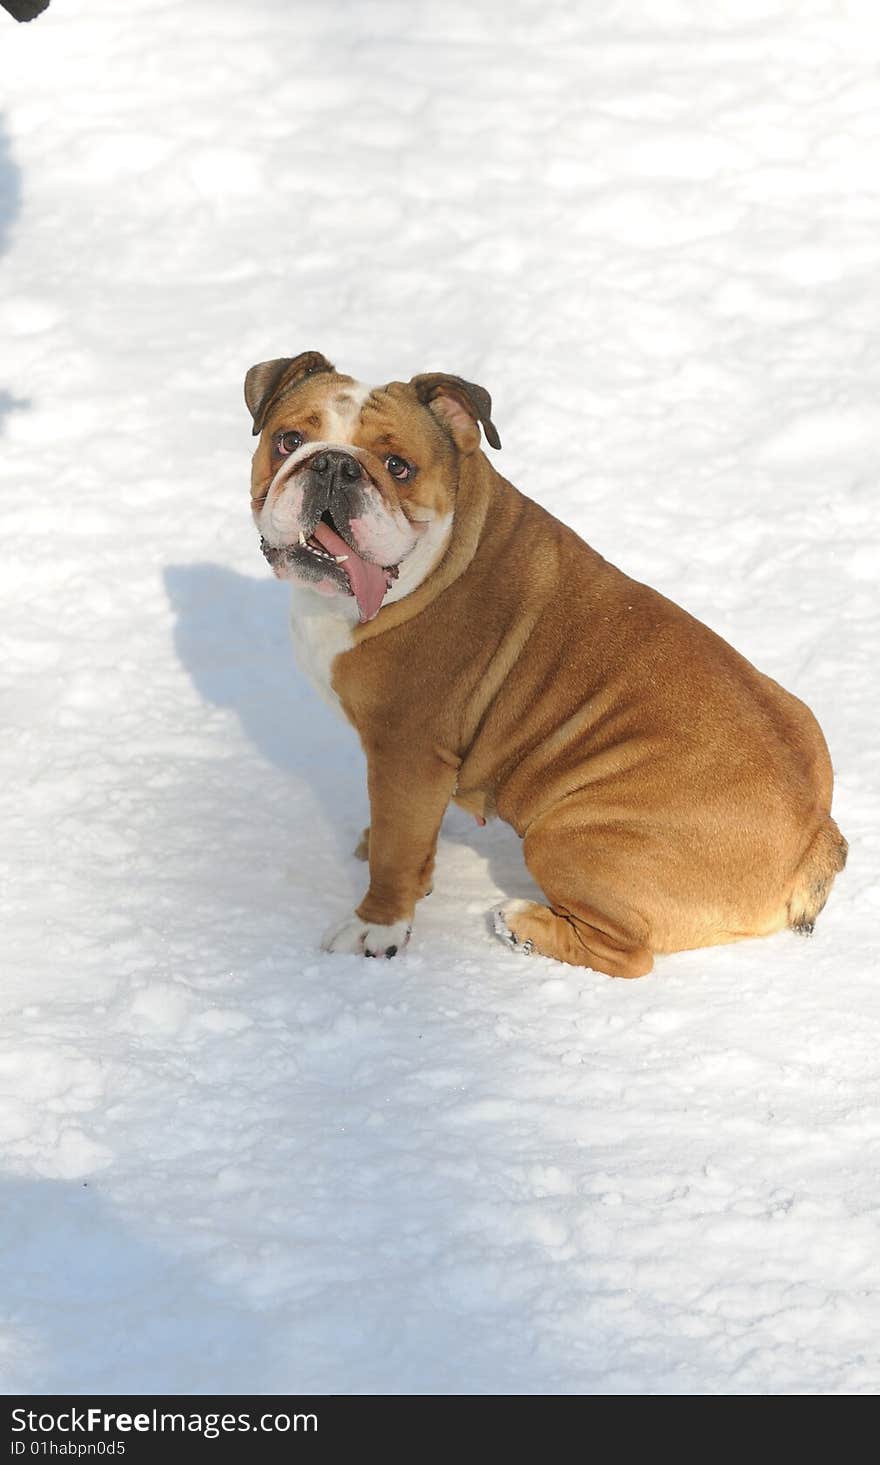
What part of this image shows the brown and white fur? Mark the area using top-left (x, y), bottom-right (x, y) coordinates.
top-left (245, 350), bottom-right (847, 977)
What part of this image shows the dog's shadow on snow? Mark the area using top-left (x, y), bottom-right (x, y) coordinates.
top-left (0, 116), bottom-right (31, 435)
top-left (164, 561), bottom-right (346, 773)
top-left (164, 562), bottom-right (535, 900)
top-left (0, 1177), bottom-right (276, 1393)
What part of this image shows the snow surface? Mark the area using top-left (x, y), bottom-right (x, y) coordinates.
top-left (1, 0), bottom-right (878, 1396)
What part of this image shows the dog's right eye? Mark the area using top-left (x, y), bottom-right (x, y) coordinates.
top-left (276, 430), bottom-right (304, 456)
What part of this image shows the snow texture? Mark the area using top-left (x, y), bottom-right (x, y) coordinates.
top-left (1, 0), bottom-right (878, 1396)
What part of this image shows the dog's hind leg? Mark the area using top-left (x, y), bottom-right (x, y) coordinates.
top-left (494, 897), bottom-right (654, 977)
top-left (493, 823), bottom-right (655, 977)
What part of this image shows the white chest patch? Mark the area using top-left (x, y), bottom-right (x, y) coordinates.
top-left (287, 584), bottom-right (357, 714)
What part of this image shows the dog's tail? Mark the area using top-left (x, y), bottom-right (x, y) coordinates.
top-left (787, 815), bottom-right (848, 935)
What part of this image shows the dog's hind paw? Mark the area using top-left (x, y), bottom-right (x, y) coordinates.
top-left (492, 900), bottom-right (535, 956)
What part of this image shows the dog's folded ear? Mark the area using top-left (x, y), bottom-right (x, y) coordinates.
top-left (410, 373), bottom-right (501, 453)
top-left (244, 351), bottom-right (335, 435)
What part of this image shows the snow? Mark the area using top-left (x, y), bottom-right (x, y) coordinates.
top-left (0, 0), bottom-right (877, 1396)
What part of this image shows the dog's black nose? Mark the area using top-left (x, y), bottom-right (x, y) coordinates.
top-left (311, 450), bottom-right (361, 483)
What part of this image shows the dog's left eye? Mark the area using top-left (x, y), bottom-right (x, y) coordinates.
top-left (385, 455), bottom-right (415, 482)
top-left (276, 430), bottom-right (304, 456)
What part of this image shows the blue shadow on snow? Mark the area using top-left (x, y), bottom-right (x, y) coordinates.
top-left (0, 1177), bottom-right (276, 1394)
top-left (0, 115), bottom-right (30, 433)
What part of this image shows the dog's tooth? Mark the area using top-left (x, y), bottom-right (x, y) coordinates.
top-left (334, 554), bottom-right (349, 563)
top-left (298, 531), bottom-right (307, 547)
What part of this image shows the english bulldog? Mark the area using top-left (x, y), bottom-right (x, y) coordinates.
top-left (245, 350), bottom-right (846, 977)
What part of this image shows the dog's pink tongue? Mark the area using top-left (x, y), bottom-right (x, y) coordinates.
top-left (311, 521), bottom-right (389, 623)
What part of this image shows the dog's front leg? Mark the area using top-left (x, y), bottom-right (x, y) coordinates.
top-left (322, 744), bottom-right (458, 958)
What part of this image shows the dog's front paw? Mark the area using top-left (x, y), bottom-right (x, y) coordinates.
top-left (321, 914), bottom-right (412, 959)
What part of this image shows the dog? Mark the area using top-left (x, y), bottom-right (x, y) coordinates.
top-left (245, 351), bottom-right (846, 977)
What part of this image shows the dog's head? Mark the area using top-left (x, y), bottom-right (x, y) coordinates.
top-left (245, 351), bottom-right (501, 622)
